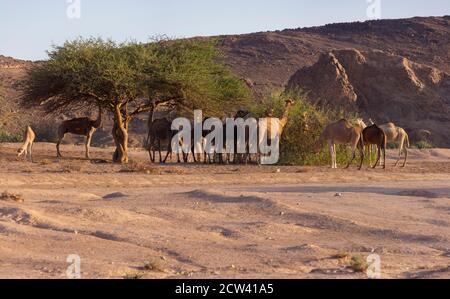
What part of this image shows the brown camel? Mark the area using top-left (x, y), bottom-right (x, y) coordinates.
top-left (56, 106), bottom-right (102, 159)
top-left (17, 126), bottom-right (36, 162)
top-left (362, 124), bottom-right (387, 169)
top-left (147, 118), bottom-right (173, 163)
top-left (315, 119), bottom-right (364, 170)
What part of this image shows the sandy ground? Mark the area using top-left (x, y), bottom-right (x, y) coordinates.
top-left (0, 142), bottom-right (449, 279)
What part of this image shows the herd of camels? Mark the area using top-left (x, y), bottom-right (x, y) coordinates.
top-left (15, 99), bottom-right (410, 169)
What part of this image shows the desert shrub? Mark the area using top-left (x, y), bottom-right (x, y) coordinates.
top-left (251, 90), bottom-right (360, 166)
top-left (0, 130), bottom-right (22, 142)
top-left (0, 191), bottom-right (25, 203)
top-left (415, 141), bottom-right (434, 150)
top-left (0, 92), bottom-right (21, 142)
top-left (350, 255), bottom-right (368, 272)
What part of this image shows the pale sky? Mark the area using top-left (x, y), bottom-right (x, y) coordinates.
top-left (0, 0), bottom-right (449, 60)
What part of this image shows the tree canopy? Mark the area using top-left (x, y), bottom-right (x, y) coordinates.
top-left (21, 37), bottom-right (252, 163)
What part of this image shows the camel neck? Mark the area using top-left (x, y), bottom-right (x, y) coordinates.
top-left (92, 107), bottom-right (102, 128)
top-left (279, 105), bottom-right (292, 130)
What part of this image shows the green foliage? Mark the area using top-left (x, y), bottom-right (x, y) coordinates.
top-left (251, 89), bottom-right (360, 166)
top-left (147, 37), bottom-right (252, 116)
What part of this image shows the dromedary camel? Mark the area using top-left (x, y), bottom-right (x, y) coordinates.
top-left (56, 106), bottom-right (102, 159)
top-left (369, 119), bottom-right (410, 167)
top-left (362, 124), bottom-right (387, 169)
top-left (315, 119), bottom-right (364, 170)
top-left (17, 126), bottom-right (36, 162)
top-left (147, 118), bottom-right (174, 163)
top-left (258, 99), bottom-right (295, 164)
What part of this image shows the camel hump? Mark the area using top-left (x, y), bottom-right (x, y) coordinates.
top-left (337, 119), bottom-right (353, 128)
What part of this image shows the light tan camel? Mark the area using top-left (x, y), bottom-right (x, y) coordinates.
top-left (56, 106), bottom-right (102, 159)
top-left (315, 119), bottom-right (365, 169)
top-left (379, 123), bottom-right (410, 167)
top-left (266, 99), bottom-right (295, 138)
top-left (17, 126), bottom-right (36, 162)
top-left (258, 99), bottom-right (295, 164)
top-left (369, 119), bottom-right (410, 167)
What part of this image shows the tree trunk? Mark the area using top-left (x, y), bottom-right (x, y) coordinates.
top-left (112, 105), bottom-right (130, 163)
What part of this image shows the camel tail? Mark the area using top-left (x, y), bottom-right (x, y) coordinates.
top-left (358, 132), bottom-right (365, 149)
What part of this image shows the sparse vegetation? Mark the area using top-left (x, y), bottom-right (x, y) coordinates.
top-left (415, 141), bottom-right (434, 150)
top-left (0, 91), bottom-right (21, 142)
top-left (350, 255), bottom-right (368, 272)
top-left (61, 163), bottom-right (84, 173)
top-left (0, 191), bottom-right (25, 203)
top-left (251, 90), bottom-right (360, 166)
top-left (119, 161), bottom-right (159, 174)
top-left (143, 259), bottom-right (165, 272)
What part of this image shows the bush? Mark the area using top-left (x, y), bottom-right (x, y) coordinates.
top-left (0, 129), bottom-right (22, 143)
top-left (415, 141), bottom-right (433, 150)
top-left (251, 90), bottom-right (360, 166)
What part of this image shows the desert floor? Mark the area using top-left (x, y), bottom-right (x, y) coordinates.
top-left (0, 142), bottom-right (449, 279)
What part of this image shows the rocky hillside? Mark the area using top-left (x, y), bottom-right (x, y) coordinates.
top-left (1, 16), bottom-right (449, 147)
top-left (219, 16), bottom-right (450, 94)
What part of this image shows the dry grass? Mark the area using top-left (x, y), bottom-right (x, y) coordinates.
top-left (61, 163), bottom-right (83, 173)
top-left (0, 191), bottom-right (25, 203)
top-left (143, 259), bottom-right (165, 272)
top-left (120, 161), bottom-right (159, 174)
top-left (350, 255), bottom-right (368, 272)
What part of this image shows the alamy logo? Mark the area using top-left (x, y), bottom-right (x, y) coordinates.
top-left (366, 254), bottom-right (382, 279)
top-left (366, 0), bottom-right (382, 20)
top-left (66, 254), bottom-right (81, 279)
top-left (66, 0), bottom-right (81, 19)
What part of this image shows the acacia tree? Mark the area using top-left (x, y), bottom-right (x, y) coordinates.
top-left (21, 37), bottom-right (251, 163)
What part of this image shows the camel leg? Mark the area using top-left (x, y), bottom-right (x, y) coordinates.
top-left (402, 145), bottom-right (408, 168)
top-left (358, 144), bottom-right (364, 170)
top-left (328, 141), bottom-right (335, 169)
top-left (394, 141), bottom-right (402, 167)
top-left (85, 131), bottom-right (94, 159)
top-left (333, 144), bottom-right (338, 169)
top-left (56, 134), bottom-right (64, 158)
top-left (28, 142), bottom-right (34, 163)
top-left (158, 140), bottom-right (163, 163)
top-left (373, 145), bottom-right (381, 169)
top-left (163, 140), bottom-right (171, 163)
top-left (346, 141), bottom-right (358, 169)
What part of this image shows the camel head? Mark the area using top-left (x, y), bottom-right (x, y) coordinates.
top-left (17, 148), bottom-right (25, 158)
top-left (285, 99), bottom-right (295, 107)
top-left (356, 118), bottom-right (367, 128)
top-left (235, 109), bottom-right (250, 119)
top-left (313, 140), bottom-right (323, 154)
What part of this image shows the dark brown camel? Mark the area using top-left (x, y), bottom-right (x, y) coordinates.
top-left (362, 124), bottom-right (387, 169)
top-left (147, 118), bottom-right (174, 163)
top-left (56, 106), bottom-right (102, 159)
